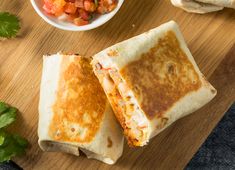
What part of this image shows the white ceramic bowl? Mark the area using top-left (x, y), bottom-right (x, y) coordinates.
top-left (30, 0), bottom-right (124, 31)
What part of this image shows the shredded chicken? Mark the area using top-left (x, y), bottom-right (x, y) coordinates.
top-left (94, 62), bottom-right (149, 146)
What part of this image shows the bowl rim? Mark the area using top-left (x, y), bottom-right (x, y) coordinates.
top-left (30, 0), bottom-right (124, 31)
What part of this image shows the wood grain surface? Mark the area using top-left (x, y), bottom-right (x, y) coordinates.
top-left (0, 0), bottom-right (235, 169)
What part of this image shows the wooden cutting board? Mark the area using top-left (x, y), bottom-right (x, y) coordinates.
top-left (0, 0), bottom-right (235, 169)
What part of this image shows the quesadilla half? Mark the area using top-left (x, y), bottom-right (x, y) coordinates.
top-left (38, 53), bottom-right (123, 164)
top-left (92, 21), bottom-right (217, 147)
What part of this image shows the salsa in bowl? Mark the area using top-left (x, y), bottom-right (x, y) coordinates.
top-left (31, 0), bottom-right (124, 31)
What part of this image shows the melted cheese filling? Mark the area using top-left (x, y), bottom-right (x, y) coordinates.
top-left (95, 62), bottom-right (149, 146)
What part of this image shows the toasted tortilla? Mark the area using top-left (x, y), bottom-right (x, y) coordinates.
top-left (92, 21), bottom-right (217, 146)
top-left (171, 0), bottom-right (223, 13)
top-left (38, 53), bottom-right (123, 164)
top-left (196, 0), bottom-right (235, 8)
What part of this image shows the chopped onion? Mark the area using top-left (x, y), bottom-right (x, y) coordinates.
top-left (57, 13), bottom-right (68, 21)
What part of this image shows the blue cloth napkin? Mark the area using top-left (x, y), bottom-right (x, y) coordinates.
top-left (186, 103), bottom-right (235, 170)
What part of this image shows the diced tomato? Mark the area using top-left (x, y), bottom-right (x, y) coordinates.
top-left (84, 0), bottom-right (96, 12)
top-left (108, 3), bottom-right (116, 11)
top-left (54, 8), bottom-right (64, 16)
top-left (42, 0), bottom-right (117, 26)
top-left (43, 4), bottom-right (52, 14)
top-left (78, 9), bottom-right (90, 20)
top-left (67, 13), bottom-right (76, 21)
top-left (43, 0), bottom-right (66, 16)
top-left (54, 0), bottom-right (66, 15)
top-left (44, 0), bottom-right (53, 8)
top-left (97, 6), bottom-right (107, 14)
top-left (53, 0), bottom-right (66, 8)
top-left (97, 0), bottom-right (117, 14)
top-left (64, 2), bottom-right (77, 14)
top-left (75, 0), bottom-right (84, 8)
top-left (43, 0), bottom-right (54, 14)
top-left (74, 17), bottom-right (89, 26)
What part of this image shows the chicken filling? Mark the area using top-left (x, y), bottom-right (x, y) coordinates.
top-left (94, 62), bottom-right (149, 146)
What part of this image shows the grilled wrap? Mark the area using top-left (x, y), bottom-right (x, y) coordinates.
top-left (171, 0), bottom-right (223, 13)
top-left (92, 21), bottom-right (217, 147)
top-left (38, 53), bottom-right (124, 164)
top-left (196, 0), bottom-right (235, 8)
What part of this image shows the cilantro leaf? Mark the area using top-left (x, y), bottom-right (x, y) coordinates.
top-left (0, 136), bottom-right (4, 146)
top-left (0, 133), bottom-right (28, 162)
top-left (0, 132), bottom-right (6, 146)
top-left (0, 102), bottom-right (28, 163)
top-left (0, 108), bottom-right (17, 129)
top-left (0, 12), bottom-right (20, 38)
top-left (13, 134), bottom-right (28, 148)
top-left (0, 102), bottom-right (9, 114)
top-left (0, 130), bottom-right (7, 146)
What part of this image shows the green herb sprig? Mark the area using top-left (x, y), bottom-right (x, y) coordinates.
top-left (0, 102), bottom-right (28, 162)
top-left (0, 12), bottom-right (20, 38)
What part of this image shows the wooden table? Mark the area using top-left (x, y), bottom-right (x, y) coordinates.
top-left (1, 0), bottom-right (235, 169)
